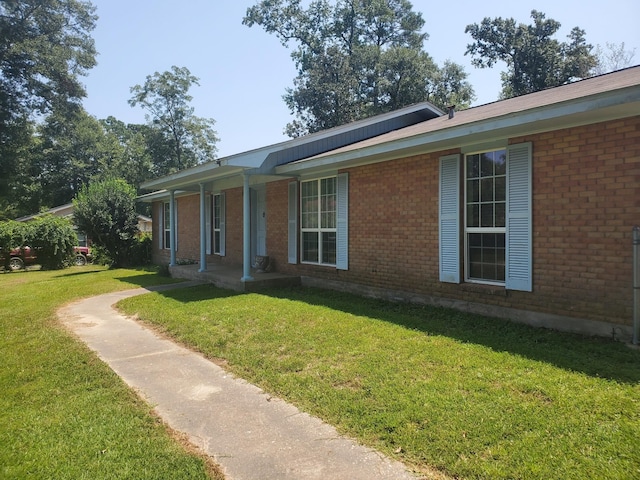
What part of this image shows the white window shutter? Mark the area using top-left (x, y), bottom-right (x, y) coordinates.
top-left (205, 194), bottom-right (212, 255)
top-left (439, 154), bottom-right (461, 283)
top-left (219, 192), bottom-right (226, 257)
top-left (173, 199), bottom-right (178, 251)
top-left (288, 181), bottom-right (298, 264)
top-left (506, 142), bottom-right (532, 292)
top-left (336, 173), bottom-right (349, 270)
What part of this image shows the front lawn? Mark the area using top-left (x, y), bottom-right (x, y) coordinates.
top-left (0, 267), bottom-right (222, 480)
top-left (118, 285), bottom-right (640, 480)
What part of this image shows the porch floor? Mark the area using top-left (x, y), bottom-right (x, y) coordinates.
top-left (168, 264), bottom-right (301, 292)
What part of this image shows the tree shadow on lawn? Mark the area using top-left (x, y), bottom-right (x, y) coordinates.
top-left (154, 284), bottom-right (640, 385)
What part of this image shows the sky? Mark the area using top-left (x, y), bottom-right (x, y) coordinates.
top-left (81, 1), bottom-right (640, 158)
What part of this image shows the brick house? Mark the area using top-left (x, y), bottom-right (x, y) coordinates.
top-left (141, 66), bottom-right (640, 341)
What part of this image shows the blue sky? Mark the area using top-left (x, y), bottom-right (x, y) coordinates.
top-left (82, 0), bottom-right (639, 158)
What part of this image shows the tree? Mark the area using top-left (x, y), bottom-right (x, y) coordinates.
top-left (129, 66), bottom-right (219, 175)
top-left (244, 0), bottom-right (474, 136)
top-left (73, 178), bottom-right (139, 268)
top-left (465, 10), bottom-right (598, 99)
top-left (0, 0), bottom-right (97, 218)
top-left (0, 0), bottom-right (97, 137)
top-left (592, 42), bottom-right (636, 76)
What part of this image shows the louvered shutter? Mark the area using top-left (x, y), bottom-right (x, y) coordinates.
top-left (219, 192), bottom-right (226, 257)
top-left (336, 173), bottom-right (349, 270)
top-left (439, 154), bottom-right (461, 283)
top-left (288, 181), bottom-right (298, 264)
top-left (506, 142), bottom-right (532, 291)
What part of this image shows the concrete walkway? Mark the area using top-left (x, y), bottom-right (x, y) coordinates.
top-left (58, 284), bottom-right (418, 480)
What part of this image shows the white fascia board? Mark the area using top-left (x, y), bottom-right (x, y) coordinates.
top-left (276, 87), bottom-right (640, 176)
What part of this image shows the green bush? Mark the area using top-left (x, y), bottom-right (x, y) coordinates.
top-left (26, 215), bottom-right (77, 269)
top-left (0, 216), bottom-right (76, 270)
top-left (73, 178), bottom-right (139, 268)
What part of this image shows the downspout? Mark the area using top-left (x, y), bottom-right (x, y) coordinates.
top-left (198, 183), bottom-right (207, 273)
top-left (169, 189), bottom-right (176, 267)
top-left (633, 226), bottom-right (640, 345)
top-left (241, 174), bottom-right (254, 282)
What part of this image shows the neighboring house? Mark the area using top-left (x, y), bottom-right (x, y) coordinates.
top-left (16, 204), bottom-right (153, 241)
top-left (140, 66), bottom-right (640, 341)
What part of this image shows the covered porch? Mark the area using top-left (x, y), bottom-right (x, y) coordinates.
top-left (168, 263), bottom-right (301, 292)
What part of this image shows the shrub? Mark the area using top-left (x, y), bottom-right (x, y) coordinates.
top-left (73, 178), bottom-right (139, 268)
top-left (27, 215), bottom-right (76, 269)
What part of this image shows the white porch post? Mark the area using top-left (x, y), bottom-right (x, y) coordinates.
top-left (241, 174), bottom-right (254, 282)
top-left (169, 189), bottom-right (176, 267)
top-left (198, 183), bottom-right (207, 272)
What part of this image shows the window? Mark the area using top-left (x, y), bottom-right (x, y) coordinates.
top-left (301, 177), bottom-right (337, 265)
top-left (439, 143), bottom-right (532, 291)
top-left (163, 201), bottom-right (171, 250)
top-left (213, 194), bottom-right (222, 255)
top-left (465, 149), bottom-right (506, 283)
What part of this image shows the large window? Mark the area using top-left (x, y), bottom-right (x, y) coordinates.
top-left (439, 143), bottom-right (532, 292)
top-left (301, 177), bottom-right (337, 265)
top-left (163, 201), bottom-right (171, 250)
top-left (465, 149), bottom-right (506, 283)
top-left (213, 194), bottom-right (222, 255)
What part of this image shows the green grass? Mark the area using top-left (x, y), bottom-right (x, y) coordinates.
top-left (118, 285), bottom-right (640, 480)
top-left (0, 266), bottom-right (222, 480)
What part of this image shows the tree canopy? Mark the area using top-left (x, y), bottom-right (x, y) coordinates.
top-left (244, 0), bottom-right (474, 136)
top-left (0, 0), bottom-right (97, 218)
top-left (129, 66), bottom-right (219, 175)
top-left (0, 0), bottom-right (97, 129)
top-left (465, 10), bottom-right (598, 99)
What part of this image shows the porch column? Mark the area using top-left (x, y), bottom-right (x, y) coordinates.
top-left (241, 174), bottom-right (254, 282)
top-left (169, 189), bottom-right (176, 267)
top-left (198, 183), bottom-right (207, 272)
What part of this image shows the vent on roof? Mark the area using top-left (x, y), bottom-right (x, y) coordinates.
top-left (448, 105), bottom-right (456, 119)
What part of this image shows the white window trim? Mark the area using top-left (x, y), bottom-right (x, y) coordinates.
top-left (300, 176), bottom-right (337, 267)
top-left (212, 192), bottom-right (226, 256)
top-left (464, 148), bottom-right (507, 287)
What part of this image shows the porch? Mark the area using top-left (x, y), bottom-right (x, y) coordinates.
top-left (168, 263), bottom-right (301, 292)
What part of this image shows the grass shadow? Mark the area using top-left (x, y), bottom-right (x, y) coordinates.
top-left (155, 283), bottom-right (640, 385)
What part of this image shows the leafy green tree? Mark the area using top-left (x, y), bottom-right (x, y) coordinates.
top-left (73, 178), bottom-right (139, 268)
top-left (0, 0), bottom-right (97, 142)
top-left (465, 10), bottom-right (598, 99)
top-left (244, 0), bottom-right (474, 136)
top-left (129, 66), bottom-right (219, 175)
top-left (34, 107), bottom-right (106, 208)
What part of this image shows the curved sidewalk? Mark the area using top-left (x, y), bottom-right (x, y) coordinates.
top-left (58, 285), bottom-right (418, 480)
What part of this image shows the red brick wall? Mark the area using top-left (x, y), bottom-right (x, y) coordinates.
top-left (152, 116), bottom-right (639, 327)
top-left (280, 117), bottom-right (639, 326)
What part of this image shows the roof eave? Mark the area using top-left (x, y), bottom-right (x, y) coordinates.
top-left (276, 86), bottom-right (640, 176)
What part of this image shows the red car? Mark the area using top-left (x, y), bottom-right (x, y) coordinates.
top-left (2, 245), bottom-right (92, 271)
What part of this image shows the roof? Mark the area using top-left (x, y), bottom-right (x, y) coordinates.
top-left (276, 66), bottom-right (640, 176)
top-left (140, 101), bottom-right (443, 193)
top-left (139, 66), bottom-right (640, 194)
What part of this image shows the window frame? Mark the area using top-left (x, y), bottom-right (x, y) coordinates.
top-left (464, 148), bottom-right (507, 286)
top-left (300, 176), bottom-right (337, 266)
top-left (213, 193), bottom-right (221, 255)
top-left (163, 201), bottom-right (171, 250)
